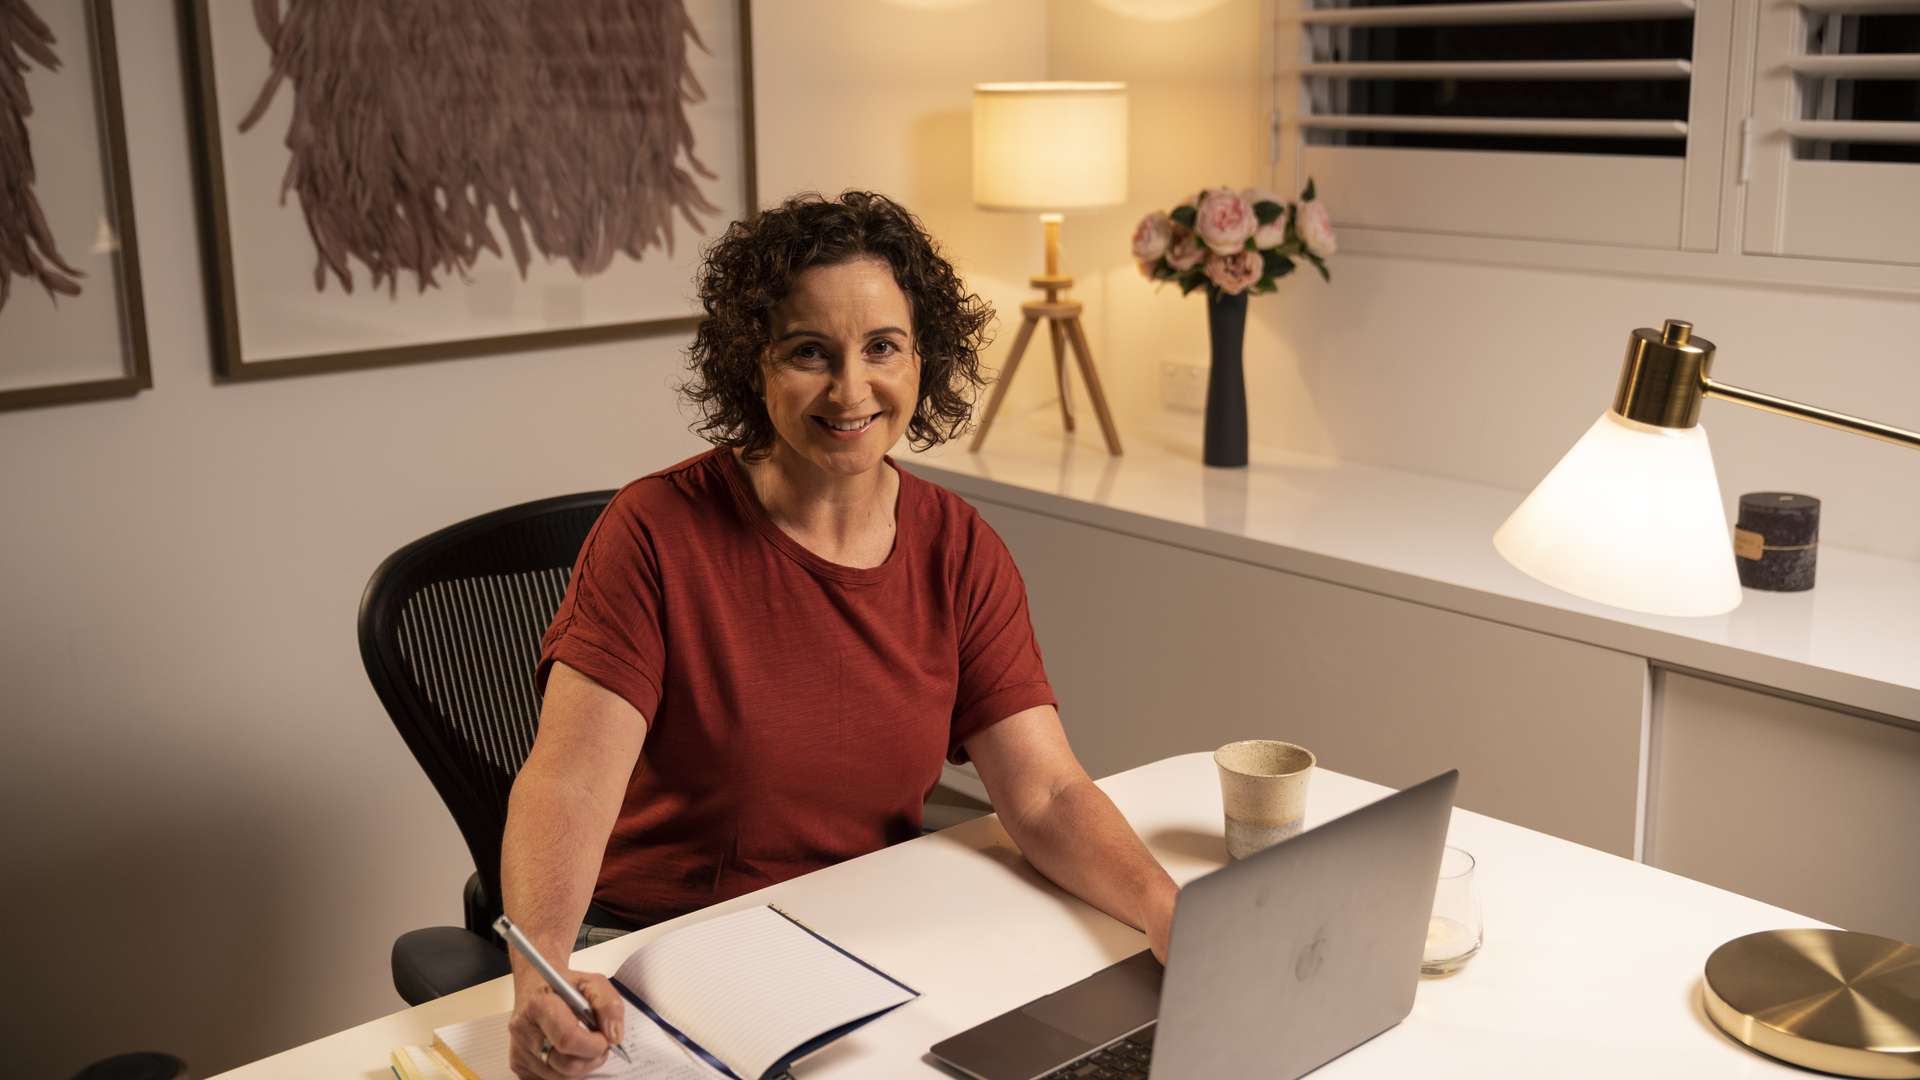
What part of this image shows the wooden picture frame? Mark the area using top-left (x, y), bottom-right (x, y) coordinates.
top-left (182, 0), bottom-right (757, 381)
top-left (0, 0), bottom-right (151, 412)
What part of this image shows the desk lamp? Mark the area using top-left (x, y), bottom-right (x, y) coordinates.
top-left (969, 81), bottom-right (1128, 455)
top-left (1494, 318), bottom-right (1920, 617)
top-left (1497, 321), bottom-right (1920, 1079)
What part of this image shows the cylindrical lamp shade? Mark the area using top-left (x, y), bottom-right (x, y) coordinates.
top-left (973, 82), bottom-right (1127, 211)
top-left (1494, 411), bottom-right (1743, 617)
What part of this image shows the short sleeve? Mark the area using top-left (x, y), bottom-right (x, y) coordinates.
top-left (948, 511), bottom-right (1056, 763)
top-left (534, 487), bottom-right (666, 723)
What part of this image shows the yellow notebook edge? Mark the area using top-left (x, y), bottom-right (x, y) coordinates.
top-left (429, 1035), bottom-right (488, 1080)
top-left (390, 1044), bottom-right (465, 1080)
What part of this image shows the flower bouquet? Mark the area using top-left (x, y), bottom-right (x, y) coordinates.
top-left (1132, 180), bottom-right (1335, 297)
top-left (1130, 181), bottom-right (1335, 467)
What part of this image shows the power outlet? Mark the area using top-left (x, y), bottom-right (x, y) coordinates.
top-left (1160, 361), bottom-right (1208, 413)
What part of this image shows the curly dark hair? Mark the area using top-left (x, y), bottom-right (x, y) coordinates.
top-left (682, 191), bottom-right (994, 459)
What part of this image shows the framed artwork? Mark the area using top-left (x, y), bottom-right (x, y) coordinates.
top-left (0, 0), bottom-right (150, 411)
top-left (184, 0), bottom-right (756, 380)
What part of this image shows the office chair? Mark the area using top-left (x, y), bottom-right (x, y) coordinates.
top-left (359, 490), bottom-right (616, 1005)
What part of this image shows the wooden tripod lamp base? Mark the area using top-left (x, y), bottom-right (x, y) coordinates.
top-left (970, 217), bottom-right (1123, 455)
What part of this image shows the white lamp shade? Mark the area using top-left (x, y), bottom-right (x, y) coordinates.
top-left (972, 82), bottom-right (1127, 211)
top-left (1494, 411), bottom-right (1743, 617)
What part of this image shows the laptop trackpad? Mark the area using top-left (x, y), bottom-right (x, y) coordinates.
top-left (1019, 949), bottom-right (1163, 1045)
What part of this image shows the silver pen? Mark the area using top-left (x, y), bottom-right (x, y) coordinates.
top-left (494, 914), bottom-right (633, 1066)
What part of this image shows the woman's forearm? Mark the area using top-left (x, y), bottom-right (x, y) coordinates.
top-left (500, 757), bottom-right (627, 977)
top-left (1000, 777), bottom-right (1179, 945)
top-left (501, 662), bottom-right (647, 981)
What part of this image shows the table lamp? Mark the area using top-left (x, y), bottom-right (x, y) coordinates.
top-left (1494, 318), bottom-right (1920, 617)
top-left (968, 81), bottom-right (1128, 455)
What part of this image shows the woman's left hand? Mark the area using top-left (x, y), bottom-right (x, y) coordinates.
top-left (1145, 883), bottom-right (1178, 964)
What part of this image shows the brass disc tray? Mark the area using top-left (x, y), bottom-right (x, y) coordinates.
top-left (1703, 929), bottom-right (1920, 1078)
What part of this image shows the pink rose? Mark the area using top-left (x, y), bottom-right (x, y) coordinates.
top-left (1136, 258), bottom-right (1159, 279)
top-left (1204, 250), bottom-right (1262, 295)
top-left (1297, 199), bottom-right (1337, 257)
top-left (1165, 227), bottom-right (1205, 271)
top-left (1195, 187), bottom-right (1256, 255)
top-left (1240, 188), bottom-right (1288, 248)
top-left (1131, 211), bottom-right (1171, 261)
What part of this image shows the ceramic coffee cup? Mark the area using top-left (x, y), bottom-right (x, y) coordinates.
top-left (1214, 739), bottom-right (1315, 860)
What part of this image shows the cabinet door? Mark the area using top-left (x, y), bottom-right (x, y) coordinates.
top-left (975, 500), bottom-right (1648, 857)
top-left (1649, 671), bottom-right (1920, 943)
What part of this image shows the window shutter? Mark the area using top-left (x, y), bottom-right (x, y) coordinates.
top-left (1276, 0), bottom-right (1732, 249)
top-left (1743, 0), bottom-right (1920, 266)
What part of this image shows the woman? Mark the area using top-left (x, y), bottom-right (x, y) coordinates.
top-left (500, 191), bottom-right (1177, 1078)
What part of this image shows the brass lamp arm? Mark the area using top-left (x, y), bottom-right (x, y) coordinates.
top-left (1702, 378), bottom-right (1920, 452)
top-left (1612, 319), bottom-right (1920, 451)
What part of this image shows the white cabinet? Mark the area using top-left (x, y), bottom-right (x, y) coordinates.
top-left (1648, 671), bottom-right (1920, 944)
top-left (957, 482), bottom-right (1919, 935)
top-left (976, 499), bottom-right (1649, 858)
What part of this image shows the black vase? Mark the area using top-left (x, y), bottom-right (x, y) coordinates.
top-left (1203, 289), bottom-right (1250, 468)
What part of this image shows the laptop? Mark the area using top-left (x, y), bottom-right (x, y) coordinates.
top-left (929, 770), bottom-right (1458, 1080)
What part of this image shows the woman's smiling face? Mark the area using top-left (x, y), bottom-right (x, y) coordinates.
top-left (760, 256), bottom-right (921, 478)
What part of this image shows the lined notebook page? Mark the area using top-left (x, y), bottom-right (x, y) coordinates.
top-left (432, 999), bottom-right (725, 1080)
top-left (614, 905), bottom-right (916, 1080)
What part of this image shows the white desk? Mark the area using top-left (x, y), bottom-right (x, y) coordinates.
top-left (216, 755), bottom-right (1828, 1078)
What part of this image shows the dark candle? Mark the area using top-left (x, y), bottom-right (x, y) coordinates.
top-left (1734, 492), bottom-right (1820, 592)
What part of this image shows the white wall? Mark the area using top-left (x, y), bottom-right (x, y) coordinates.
top-left (0, 0), bottom-right (1039, 1074)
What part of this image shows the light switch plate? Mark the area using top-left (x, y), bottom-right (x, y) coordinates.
top-left (1161, 361), bottom-right (1207, 412)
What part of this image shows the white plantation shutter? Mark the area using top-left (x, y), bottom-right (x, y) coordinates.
top-left (1743, 0), bottom-right (1920, 266)
top-left (1275, 0), bottom-right (1733, 250)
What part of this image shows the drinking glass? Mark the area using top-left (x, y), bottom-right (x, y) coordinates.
top-left (1422, 846), bottom-right (1482, 976)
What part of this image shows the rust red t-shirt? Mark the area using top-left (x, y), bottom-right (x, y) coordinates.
top-left (534, 448), bottom-right (1056, 926)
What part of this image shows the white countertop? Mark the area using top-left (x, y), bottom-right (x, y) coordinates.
top-left (213, 755), bottom-right (1829, 1078)
top-left (905, 417), bottom-right (1920, 722)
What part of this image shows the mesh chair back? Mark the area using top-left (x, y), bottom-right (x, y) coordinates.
top-left (358, 491), bottom-right (615, 927)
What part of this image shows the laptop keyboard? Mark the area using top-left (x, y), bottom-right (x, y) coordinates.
top-left (1039, 1026), bottom-right (1155, 1080)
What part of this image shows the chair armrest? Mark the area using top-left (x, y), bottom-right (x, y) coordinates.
top-left (463, 870), bottom-right (500, 937)
top-left (392, 926), bottom-right (511, 1006)
top-left (921, 800), bottom-right (989, 833)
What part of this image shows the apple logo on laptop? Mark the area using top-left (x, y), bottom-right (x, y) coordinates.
top-left (1295, 930), bottom-right (1329, 982)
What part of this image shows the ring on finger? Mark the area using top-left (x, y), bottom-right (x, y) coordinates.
top-left (540, 1038), bottom-right (553, 1066)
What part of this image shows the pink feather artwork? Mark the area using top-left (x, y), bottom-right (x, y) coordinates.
top-left (236, 0), bottom-right (722, 296)
top-left (0, 0), bottom-right (85, 313)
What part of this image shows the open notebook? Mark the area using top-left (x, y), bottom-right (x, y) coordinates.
top-left (427, 905), bottom-right (918, 1080)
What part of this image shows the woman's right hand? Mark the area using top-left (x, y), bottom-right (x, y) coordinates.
top-left (507, 969), bottom-right (626, 1079)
